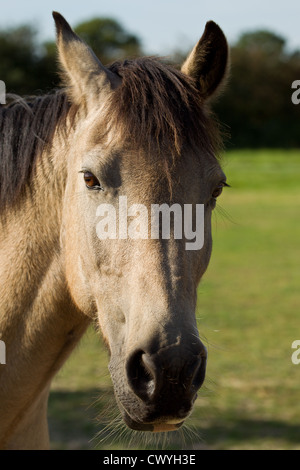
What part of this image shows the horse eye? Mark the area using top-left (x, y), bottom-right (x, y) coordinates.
top-left (212, 183), bottom-right (225, 199)
top-left (83, 171), bottom-right (102, 190)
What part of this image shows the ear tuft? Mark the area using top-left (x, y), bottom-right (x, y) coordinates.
top-left (52, 11), bottom-right (74, 38)
top-left (181, 21), bottom-right (229, 101)
top-left (52, 12), bottom-right (121, 108)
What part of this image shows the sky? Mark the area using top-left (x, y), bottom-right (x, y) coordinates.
top-left (1, 0), bottom-right (300, 55)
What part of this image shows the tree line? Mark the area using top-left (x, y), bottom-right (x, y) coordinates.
top-left (1, 18), bottom-right (299, 148)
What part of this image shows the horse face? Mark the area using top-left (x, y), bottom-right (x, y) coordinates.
top-left (55, 13), bottom-right (228, 431)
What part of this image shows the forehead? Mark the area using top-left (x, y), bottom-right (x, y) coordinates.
top-left (84, 57), bottom-right (223, 168)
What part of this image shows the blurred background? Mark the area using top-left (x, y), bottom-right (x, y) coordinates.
top-left (1, 0), bottom-right (300, 450)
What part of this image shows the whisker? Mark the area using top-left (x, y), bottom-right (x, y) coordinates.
top-left (215, 203), bottom-right (238, 226)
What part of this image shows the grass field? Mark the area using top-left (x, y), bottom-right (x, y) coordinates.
top-left (49, 149), bottom-right (300, 450)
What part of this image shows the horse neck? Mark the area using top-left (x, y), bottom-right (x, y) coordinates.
top-left (0, 135), bottom-right (68, 312)
top-left (0, 133), bottom-right (90, 447)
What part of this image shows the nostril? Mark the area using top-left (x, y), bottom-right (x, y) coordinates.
top-left (191, 353), bottom-right (207, 392)
top-left (126, 350), bottom-right (156, 402)
top-left (126, 343), bottom-right (207, 405)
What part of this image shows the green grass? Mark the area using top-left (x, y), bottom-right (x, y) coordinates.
top-left (49, 149), bottom-right (300, 450)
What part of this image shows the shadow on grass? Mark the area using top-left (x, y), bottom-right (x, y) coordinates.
top-left (48, 389), bottom-right (300, 450)
top-left (196, 417), bottom-right (300, 449)
top-left (48, 388), bottom-right (103, 450)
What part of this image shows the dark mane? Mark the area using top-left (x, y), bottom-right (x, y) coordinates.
top-left (0, 57), bottom-right (222, 209)
top-left (0, 91), bottom-right (75, 208)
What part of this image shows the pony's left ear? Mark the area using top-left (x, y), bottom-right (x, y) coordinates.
top-left (181, 21), bottom-right (229, 101)
top-left (52, 12), bottom-right (121, 106)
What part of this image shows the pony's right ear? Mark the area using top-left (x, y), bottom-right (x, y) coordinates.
top-left (181, 21), bottom-right (229, 101)
top-left (52, 12), bottom-right (121, 106)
